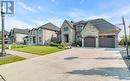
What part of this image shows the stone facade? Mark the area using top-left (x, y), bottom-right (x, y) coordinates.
top-left (61, 20), bottom-right (75, 43)
top-left (81, 22), bottom-right (99, 47)
top-left (61, 19), bottom-right (120, 48)
top-left (81, 22), bottom-right (99, 37)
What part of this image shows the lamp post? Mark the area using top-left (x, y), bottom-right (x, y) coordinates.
top-left (122, 16), bottom-right (130, 58)
top-left (0, 4), bottom-right (6, 56)
top-left (129, 25), bottom-right (130, 42)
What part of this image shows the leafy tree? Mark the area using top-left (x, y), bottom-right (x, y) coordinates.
top-left (119, 35), bottom-right (130, 46)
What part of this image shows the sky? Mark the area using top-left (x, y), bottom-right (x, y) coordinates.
top-left (0, 0), bottom-right (130, 38)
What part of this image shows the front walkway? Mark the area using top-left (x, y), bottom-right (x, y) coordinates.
top-left (6, 50), bottom-right (40, 59)
top-left (0, 48), bottom-right (130, 81)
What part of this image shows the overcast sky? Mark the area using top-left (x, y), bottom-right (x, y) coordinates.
top-left (0, 0), bottom-right (130, 38)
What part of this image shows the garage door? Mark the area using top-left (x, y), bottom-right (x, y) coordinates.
top-left (99, 36), bottom-right (115, 48)
top-left (84, 37), bottom-right (96, 47)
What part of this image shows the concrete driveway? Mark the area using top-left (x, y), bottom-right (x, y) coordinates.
top-left (0, 48), bottom-right (130, 81)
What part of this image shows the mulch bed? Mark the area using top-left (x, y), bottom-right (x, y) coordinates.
top-left (120, 50), bottom-right (130, 71)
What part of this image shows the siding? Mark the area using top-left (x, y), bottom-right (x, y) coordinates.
top-left (43, 29), bottom-right (57, 44)
top-left (16, 34), bottom-right (27, 44)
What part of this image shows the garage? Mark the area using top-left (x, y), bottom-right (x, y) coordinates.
top-left (99, 36), bottom-right (115, 48)
top-left (84, 37), bottom-right (96, 47)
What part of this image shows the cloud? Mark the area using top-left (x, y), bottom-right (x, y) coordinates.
top-left (66, 9), bottom-right (89, 20)
top-left (18, 1), bottom-right (35, 12)
top-left (31, 17), bottom-right (63, 27)
top-left (66, 8), bottom-right (110, 21)
top-left (80, 0), bottom-right (85, 4)
top-left (88, 15), bottom-right (110, 20)
top-left (37, 6), bottom-right (41, 10)
top-left (116, 5), bottom-right (130, 16)
top-left (0, 16), bottom-right (35, 31)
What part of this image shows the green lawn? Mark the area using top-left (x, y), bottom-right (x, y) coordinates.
top-left (0, 55), bottom-right (25, 65)
top-left (13, 46), bottom-right (64, 55)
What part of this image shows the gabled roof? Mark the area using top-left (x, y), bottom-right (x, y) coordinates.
top-left (65, 20), bottom-right (74, 28)
top-left (13, 28), bottom-right (29, 34)
top-left (74, 20), bottom-right (86, 25)
top-left (87, 19), bottom-right (121, 34)
top-left (62, 20), bottom-right (74, 29)
top-left (40, 23), bottom-right (60, 31)
top-left (73, 18), bottom-right (120, 34)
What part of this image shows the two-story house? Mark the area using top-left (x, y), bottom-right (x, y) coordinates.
top-left (8, 28), bottom-right (29, 44)
top-left (24, 23), bottom-right (60, 45)
top-left (61, 19), bottom-right (121, 48)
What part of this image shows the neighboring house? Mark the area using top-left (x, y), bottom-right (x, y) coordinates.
top-left (61, 19), bottom-right (121, 48)
top-left (24, 23), bottom-right (60, 45)
top-left (0, 31), bottom-right (9, 44)
top-left (8, 28), bottom-right (29, 44)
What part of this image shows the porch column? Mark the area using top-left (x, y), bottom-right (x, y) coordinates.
top-left (82, 37), bottom-right (84, 47)
top-left (96, 36), bottom-right (99, 48)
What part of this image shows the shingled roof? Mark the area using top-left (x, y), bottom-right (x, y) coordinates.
top-left (40, 23), bottom-right (60, 31)
top-left (74, 20), bottom-right (86, 25)
top-left (72, 19), bottom-right (120, 34)
top-left (87, 19), bottom-right (121, 34)
top-left (13, 28), bottom-right (29, 34)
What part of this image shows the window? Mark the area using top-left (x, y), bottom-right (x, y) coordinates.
top-left (64, 27), bottom-right (68, 32)
top-left (39, 37), bottom-right (42, 42)
top-left (33, 37), bottom-right (36, 43)
top-left (76, 25), bottom-right (83, 32)
top-left (39, 29), bottom-right (42, 34)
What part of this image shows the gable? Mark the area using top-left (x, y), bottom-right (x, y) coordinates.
top-left (61, 20), bottom-right (74, 33)
top-left (40, 23), bottom-right (60, 31)
top-left (88, 19), bottom-right (120, 34)
top-left (81, 22), bottom-right (99, 37)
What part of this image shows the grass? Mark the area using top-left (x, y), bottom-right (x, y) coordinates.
top-left (13, 45), bottom-right (64, 55)
top-left (0, 55), bottom-right (25, 65)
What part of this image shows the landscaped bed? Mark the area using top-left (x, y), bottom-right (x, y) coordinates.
top-left (0, 55), bottom-right (25, 65)
top-left (13, 46), bottom-right (64, 55)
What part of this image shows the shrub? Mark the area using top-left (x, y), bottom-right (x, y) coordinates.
top-left (72, 41), bottom-right (82, 47)
top-left (57, 45), bottom-right (63, 49)
top-left (61, 42), bottom-right (70, 47)
top-left (119, 39), bottom-right (124, 46)
top-left (48, 42), bottom-right (60, 47)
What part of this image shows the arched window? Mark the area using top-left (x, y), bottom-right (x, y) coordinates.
top-left (64, 27), bottom-right (68, 32)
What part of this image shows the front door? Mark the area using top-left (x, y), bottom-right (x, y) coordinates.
top-left (64, 34), bottom-right (69, 43)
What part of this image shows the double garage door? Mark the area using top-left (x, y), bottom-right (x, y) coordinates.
top-left (84, 36), bottom-right (115, 48)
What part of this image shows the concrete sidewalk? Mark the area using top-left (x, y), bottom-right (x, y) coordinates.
top-left (0, 48), bottom-right (130, 81)
top-left (6, 50), bottom-right (40, 59)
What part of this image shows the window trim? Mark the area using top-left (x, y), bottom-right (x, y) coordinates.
top-left (64, 27), bottom-right (69, 32)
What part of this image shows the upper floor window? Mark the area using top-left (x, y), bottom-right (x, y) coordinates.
top-left (76, 25), bottom-right (83, 32)
top-left (39, 29), bottom-right (42, 34)
top-left (64, 27), bottom-right (68, 32)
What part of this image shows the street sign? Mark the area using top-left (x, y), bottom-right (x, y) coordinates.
top-left (1, 1), bottom-right (14, 14)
